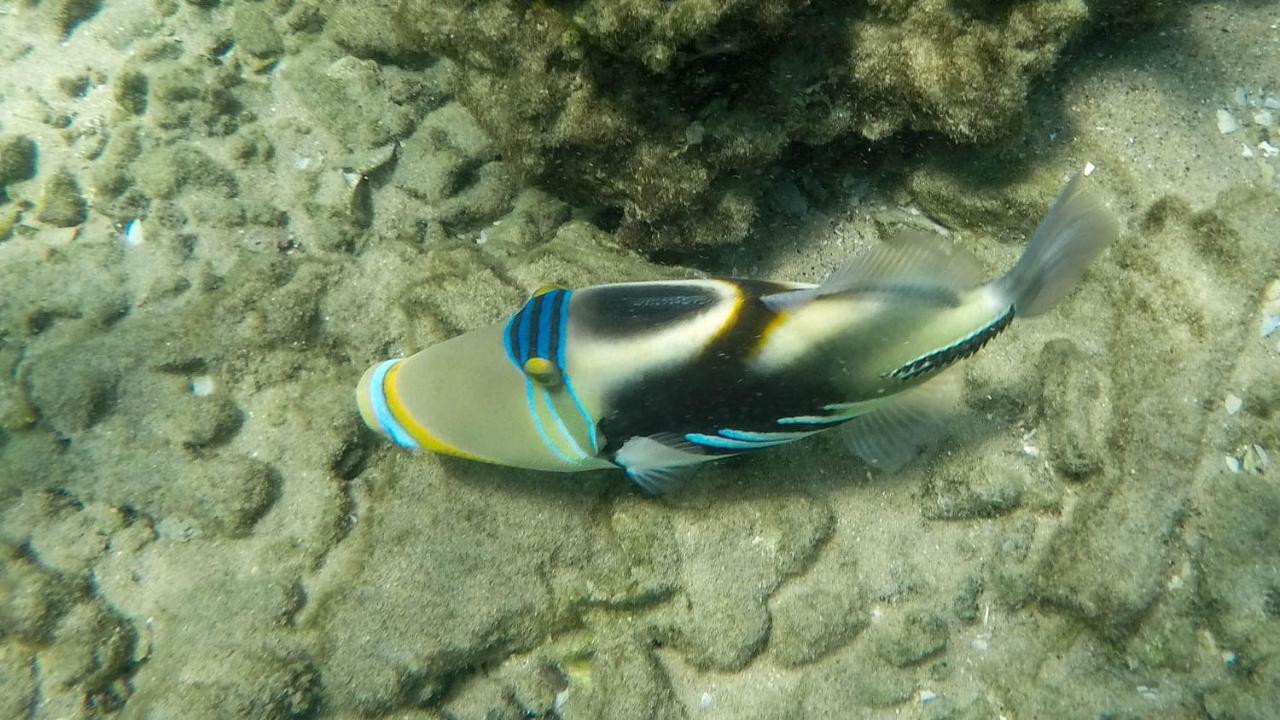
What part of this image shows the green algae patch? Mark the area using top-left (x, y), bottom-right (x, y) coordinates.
top-left (134, 144), bottom-right (237, 199)
top-left (0, 135), bottom-right (38, 191)
top-left (35, 169), bottom-right (87, 227)
top-left (1037, 341), bottom-right (1110, 479)
top-left (113, 69), bottom-right (149, 116)
top-left (231, 3), bottom-right (284, 59)
top-left (51, 0), bottom-right (102, 37)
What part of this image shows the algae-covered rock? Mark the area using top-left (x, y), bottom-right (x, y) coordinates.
top-left (1037, 338), bottom-right (1110, 479)
top-left (125, 650), bottom-right (319, 720)
top-left (114, 69), bottom-right (149, 116)
top-left (325, 0), bottom-right (1109, 250)
top-left (24, 346), bottom-right (119, 435)
top-left (558, 633), bottom-right (684, 720)
top-left (24, 501), bottom-right (125, 578)
top-left (922, 453), bottom-right (1028, 519)
top-left (178, 457), bottom-right (276, 536)
top-left (36, 168), bottom-right (88, 227)
top-left (768, 552), bottom-right (868, 666)
top-left (279, 49), bottom-right (419, 153)
top-left (306, 453), bottom-right (604, 714)
top-left (0, 643), bottom-right (37, 720)
top-left (0, 135), bottom-right (37, 190)
top-left (1033, 485), bottom-right (1182, 636)
top-left (0, 543), bottom-right (77, 643)
top-left (148, 62), bottom-right (244, 134)
top-left (134, 143), bottom-right (238, 199)
top-left (908, 161), bottom-right (1069, 242)
top-left (36, 601), bottom-right (133, 712)
top-left (1024, 186), bottom-right (1280, 640)
top-left (51, 0), bottom-right (102, 37)
top-left (113, 370), bottom-right (245, 450)
top-left (232, 3), bottom-right (284, 59)
top-left (481, 188), bottom-right (571, 254)
top-left (799, 641), bottom-right (916, 711)
top-left (659, 493), bottom-right (834, 670)
top-left (872, 608), bottom-right (949, 668)
top-left (325, 0), bottom-right (423, 59)
top-left (1197, 471), bottom-right (1280, 669)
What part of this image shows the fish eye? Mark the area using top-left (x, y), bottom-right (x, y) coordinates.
top-left (522, 357), bottom-right (562, 387)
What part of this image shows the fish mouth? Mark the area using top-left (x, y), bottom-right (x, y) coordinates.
top-left (355, 364), bottom-right (381, 433)
top-left (355, 359), bottom-right (420, 450)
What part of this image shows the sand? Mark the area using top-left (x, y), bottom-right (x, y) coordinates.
top-left (1, 1), bottom-right (1278, 718)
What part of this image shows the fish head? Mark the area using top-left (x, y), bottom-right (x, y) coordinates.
top-left (356, 322), bottom-right (599, 472)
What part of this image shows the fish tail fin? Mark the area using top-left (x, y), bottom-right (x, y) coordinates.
top-left (994, 174), bottom-right (1119, 318)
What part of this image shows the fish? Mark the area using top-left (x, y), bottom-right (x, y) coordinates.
top-left (356, 175), bottom-right (1118, 493)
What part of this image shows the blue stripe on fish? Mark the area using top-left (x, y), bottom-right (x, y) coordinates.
top-left (505, 290), bottom-right (570, 369)
top-left (526, 379), bottom-right (575, 464)
top-left (504, 289), bottom-right (598, 461)
top-left (541, 386), bottom-right (587, 460)
top-left (718, 428), bottom-right (814, 443)
top-left (685, 430), bottom-right (802, 451)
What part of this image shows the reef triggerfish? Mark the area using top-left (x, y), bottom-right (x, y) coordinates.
top-left (357, 175), bottom-right (1118, 492)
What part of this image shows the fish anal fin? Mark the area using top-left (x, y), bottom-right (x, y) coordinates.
top-left (838, 368), bottom-right (963, 472)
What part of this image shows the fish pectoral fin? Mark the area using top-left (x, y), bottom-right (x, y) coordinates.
top-left (837, 368), bottom-right (962, 472)
top-left (614, 433), bottom-right (709, 495)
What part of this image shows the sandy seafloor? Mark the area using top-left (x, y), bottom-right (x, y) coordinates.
top-left (1, 1), bottom-right (1279, 718)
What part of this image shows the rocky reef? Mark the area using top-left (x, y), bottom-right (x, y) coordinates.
top-left (1, 0), bottom-right (1278, 718)
top-left (322, 0), bottom-right (1174, 251)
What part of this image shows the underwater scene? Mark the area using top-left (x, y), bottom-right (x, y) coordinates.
top-left (1, 0), bottom-right (1279, 718)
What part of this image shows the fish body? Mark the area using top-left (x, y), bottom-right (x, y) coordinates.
top-left (357, 176), bottom-right (1118, 491)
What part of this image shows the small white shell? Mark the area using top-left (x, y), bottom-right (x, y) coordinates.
top-left (685, 121), bottom-right (706, 146)
top-left (1242, 444), bottom-right (1270, 474)
top-left (123, 219), bottom-right (144, 247)
top-left (1216, 109), bottom-right (1241, 134)
top-left (190, 375), bottom-right (215, 397)
top-left (1224, 393), bottom-right (1243, 416)
top-left (1083, 161), bottom-right (1096, 176)
top-left (1263, 314), bottom-right (1280, 338)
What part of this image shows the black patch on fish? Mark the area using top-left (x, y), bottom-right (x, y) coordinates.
top-left (888, 305), bottom-right (1015, 382)
top-left (597, 279), bottom-right (846, 458)
top-left (570, 282), bottom-right (722, 337)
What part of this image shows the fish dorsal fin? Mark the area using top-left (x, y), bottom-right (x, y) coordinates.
top-left (820, 230), bottom-right (982, 300)
top-left (835, 367), bottom-right (963, 472)
top-left (765, 231), bottom-right (981, 313)
top-left (614, 434), bottom-right (708, 495)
